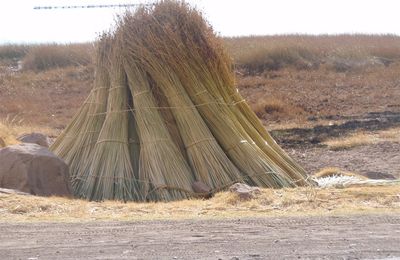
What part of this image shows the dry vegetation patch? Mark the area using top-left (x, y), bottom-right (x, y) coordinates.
top-left (0, 117), bottom-right (58, 146)
top-left (323, 128), bottom-right (400, 150)
top-left (22, 43), bottom-right (94, 71)
top-left (0, 186), bottom-right (399, 223)
top-left (0, 65), bottom-right (93, 127)
top-left (1, 35), bottom-right (400, 128)
top-left (250, 97), bottom-right (305, 121)
top-left (225, 35), bottom-right (400, 73)
top-left (0, 44), bottom-right (30, 60)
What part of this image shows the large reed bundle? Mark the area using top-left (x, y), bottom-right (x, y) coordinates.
top-left (124, 59), bottom-right (194, 201)
top-left (51, 0), bottom-right (312, 202)
top-left (74, 38), bottom-right (141, 201)
top-left (120, 4), bottom-right (293, 187)
top-left (120, 26), bottom-right (244, 190)
top-left (51, 35), bottom-right (111, 180)
top-left (145, 2), bottom-right (309, 185)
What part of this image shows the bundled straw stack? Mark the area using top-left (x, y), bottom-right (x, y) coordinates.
top-left (51, 1), bottom-right (313, 202)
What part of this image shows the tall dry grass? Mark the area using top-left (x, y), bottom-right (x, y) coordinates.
top-left (21, 43), bottom-right (94, 71)
top-left (2, 34), bottom-right (399, 73)
top-left (0, 115), bottom-right (59, 146)
top-left (1, 34), bottom-right (400, 129)
top-left (323, 128), bottom-right (400, 150)
top-left (224, 34), bottom-right (400, 73)
top-left (0, 44), bottom-right (30, 60)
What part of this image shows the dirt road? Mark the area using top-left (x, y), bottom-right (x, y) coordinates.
top-left (1, 215), bottom-right (399, 259)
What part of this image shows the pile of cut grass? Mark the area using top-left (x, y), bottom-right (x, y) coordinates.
top-left (51, 1), bottom-right (312, 202)
top-left (1, 185), bottom-right (399, 222)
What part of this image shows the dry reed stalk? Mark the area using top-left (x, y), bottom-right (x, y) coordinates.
top-left (151, 80), bottom-right (188, 160)
top-left (50, 36), bottom-right (111, 175)
top-left (176, 23), bottom-right (309, 184)
top-left (123, 56), bottom-right (195, 201)
top-left (122, 5), bottom-right (294, 188)
top-left (180, 39), bottom-right (309, 185)
top-left (73, 39), bottom-right (139, 201)
top-left (170, 59), bottom-right (292, 188)
top-left (127, 106), bottom-right (140, 188)
top-left (63, 37), bottom-right (112, 184)
top-left (52, 1), bottom-right (312, 202)
top-left (194, 16), bottom-right (308, 184)
top-left (122, 35), bottom-right (244, 189)
top-left (150, 1), bottom-right (310, 186)
top-left (226, 92), bottom-right (309, 184)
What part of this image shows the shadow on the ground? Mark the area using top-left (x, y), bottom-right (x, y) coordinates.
top-left (271, 111), bottom-right (400, 148)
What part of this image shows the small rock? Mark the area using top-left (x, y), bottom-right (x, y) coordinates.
top-left (0, 188), bottom-right (31, 196)
top-left (229, 183), bottom-right (261, 200)
top-left (17, 132), bottom-right (50, 148)
top-left (364, 171), bottom-right (396, 180)
top-left (307, 116), bottom-right (318, 121)
top-left (192, 181), bottom-right (212, 198)
top-left (192, 181), bottom-right (211, 193)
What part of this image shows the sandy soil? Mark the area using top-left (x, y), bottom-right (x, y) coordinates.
top-left (1, 215), bottom-right (399, 259)
top-left (239, 64), bottom-right (400, 124)
top-left (293, 141), bottom-right (400, 179)
top-left (270, 112), bottom-right (400, 179)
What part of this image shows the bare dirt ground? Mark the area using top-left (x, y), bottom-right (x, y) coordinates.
top-left (292, 141), bottom-right (400, 179)
top-left (1, 215), bottom-right (399, 259)
top-left (1, 43), bottom-right (399, 259)
top-left (270, 112), bottom-right (400, 179)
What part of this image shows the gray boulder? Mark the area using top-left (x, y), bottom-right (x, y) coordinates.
top-left (192, 181), bottom-right (212, 198)
top-left (17, 132), bottom-right (50, 148)
top-left (0, 143), bottom-right (71, 196)
top-left (229, 183), bottom-right (261, 200)
top-left (192, 181), bottom-right (211, 194)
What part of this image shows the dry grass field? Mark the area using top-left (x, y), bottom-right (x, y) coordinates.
top-left (1, 185), bottom-right (399, 222)
top-left (0, 35), bottom-right (399, 216)
top-left (0, 34), bottom-right (399, 260)
top-left (1, 35), bottom-right (400, 130)
top-left (1, 35), bottom-right (399, 174)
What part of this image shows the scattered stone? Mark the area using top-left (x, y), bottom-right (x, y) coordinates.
top-left (0, 143), bottom-right (71, 196)
top-left (364, 171), bottom-right (396, 180)
top-left (192, 181), bottom-right (211, 194)
top-left (0, 188), bottom-right (31, 196)
top-left (192, 181), bottom-right (212, 199)
top-left (17, 132), bottom-right (50, 148)
top-left (0, 137), bottom-right (5, 148)
top-left (307, 116), bottom-right (318, 121)
top-left (229, 183), bottom-right (261, 200)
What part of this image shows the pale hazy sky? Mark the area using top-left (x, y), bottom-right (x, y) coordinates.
top-left (0, 0), bottom-right (399, 43)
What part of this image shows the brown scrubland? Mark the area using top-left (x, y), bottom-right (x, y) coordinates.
top-left (0, 34), bottom-right (399, 219)
top-left (1, 34), bottom-right (399, 129)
